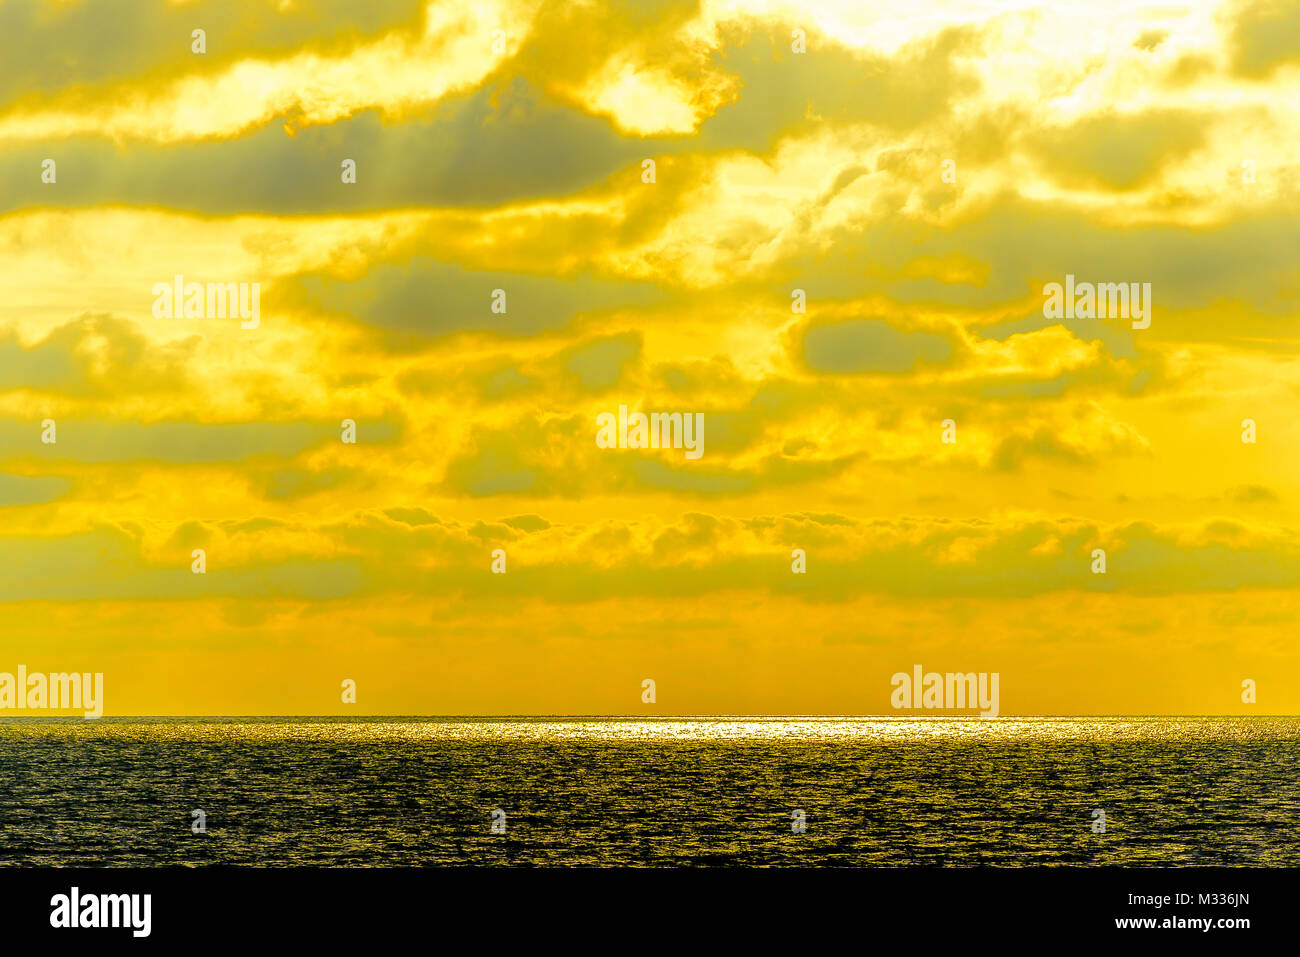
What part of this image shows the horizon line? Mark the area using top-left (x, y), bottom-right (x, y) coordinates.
top-left (2, 713), bottom-right (1296, 720)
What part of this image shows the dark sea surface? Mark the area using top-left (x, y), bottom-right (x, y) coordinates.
top-left (1, 717), bottom-right (1297, 866)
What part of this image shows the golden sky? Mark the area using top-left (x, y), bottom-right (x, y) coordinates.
top-left (1, 0), bottom-right (1298, 715)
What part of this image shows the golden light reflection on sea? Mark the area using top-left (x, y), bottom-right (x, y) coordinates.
top-left (5, 715), bottom-right (1294, 744)
top-left (1, 717), bottom-right (1297, 866)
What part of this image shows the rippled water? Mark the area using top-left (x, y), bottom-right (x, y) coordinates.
top-left (1, 717), bottom-right (1296, 866)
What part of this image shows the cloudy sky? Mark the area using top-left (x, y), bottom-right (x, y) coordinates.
top-left (1, 0), bottom-right (1298, 714)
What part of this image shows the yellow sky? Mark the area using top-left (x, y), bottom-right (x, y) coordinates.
top-left (1, 0), bottom-right (1298, 714)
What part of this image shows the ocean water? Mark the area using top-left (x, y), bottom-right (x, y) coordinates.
top-left (0, 716), bottom-right (1296, 866)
